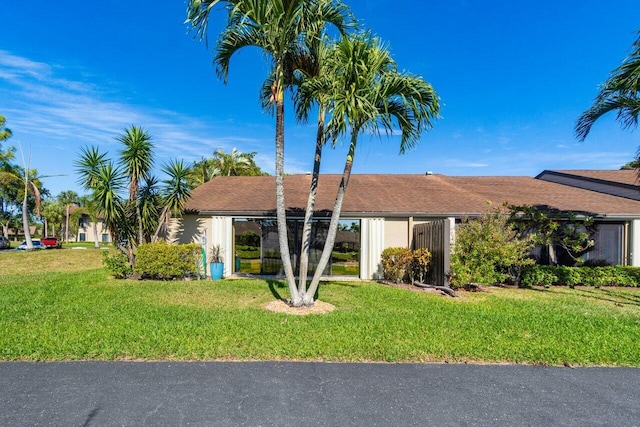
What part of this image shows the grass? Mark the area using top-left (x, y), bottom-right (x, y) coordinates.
top-left (1, 248), bottom-right (639, 365)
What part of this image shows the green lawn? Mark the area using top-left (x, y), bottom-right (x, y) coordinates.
top-left (1, 248), bottom-right (639, 365)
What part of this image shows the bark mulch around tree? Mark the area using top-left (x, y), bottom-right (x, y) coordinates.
top-left (263, 300), bottom-right (336, 315)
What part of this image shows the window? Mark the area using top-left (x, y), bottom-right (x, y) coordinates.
top-left (233, 218), bottom-right (360, 276)
top-left (79, 233), bottom-right (86, 242)
top-left (101, 234), bottom-right (109, 243)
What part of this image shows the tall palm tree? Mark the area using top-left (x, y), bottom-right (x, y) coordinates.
top-left (0, 165), bottom-right (43, 250)
top-left (301, 33), bottom-right (440, 305)
top-left (187, 0), bottom-right (353, 306)
top-left (576, 31), bottom-right (640, 145)
top-left (290, 36), bottom-right (334, 296)
top-left (118, 125), bottom-right (154, 245)
top-left (76, 148), bottom-right (128, 253)
top-left (57, 190), bottom-right (79, 243)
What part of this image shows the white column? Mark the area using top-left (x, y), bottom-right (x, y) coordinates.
top-left (631, 220), bottom-right (640, 266)
top-left (211, 216), bottom-right (234, 276)
top-left (361, 218), bottom-right (384, 280)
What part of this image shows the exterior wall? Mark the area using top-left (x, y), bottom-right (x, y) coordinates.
top-left (75, 217), bottom-right (110, 243)
top-left (383, 218), bottom-right (410, 248)
top-left (631, 220), bottom-right (640, 267)
top-left (168, 216), bottom-right (208, 245)
top-left (361, 218), bottom-right (384, 280)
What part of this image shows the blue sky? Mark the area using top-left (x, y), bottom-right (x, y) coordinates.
top-left (2, 1), bottom-right (640, 197)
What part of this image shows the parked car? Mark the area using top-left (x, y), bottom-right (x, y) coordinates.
top-left (0, 236), bottom-right (10, 250)
top-left (16, 239), bottom-right (46, 250)
top-left (41, 236), bottom-right (62, 249)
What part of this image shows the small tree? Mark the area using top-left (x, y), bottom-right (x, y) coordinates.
top-left (507, 204), bottom-right (596, 265)
top-left (450, 205), bottom-right (534, 288)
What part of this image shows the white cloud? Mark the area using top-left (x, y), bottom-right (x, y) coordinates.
top-left (0, 50), bottom-right (276, 194)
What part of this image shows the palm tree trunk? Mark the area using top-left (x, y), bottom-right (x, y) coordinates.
top-left (297, 108), bottom-right (325, 295)
top-left (22, 189), bottom-right (33, 249)
top-left (65, 204), bottom-right (70, 243)
top-left (136, 202), bottom-right (144, 245)
top-left (92, 221), bottom-right (100, 248)
top-left (152, 206), bottom-right (170, 243)
top-left (303, 131), bottom-right (358, 305)
top-left (275, 93), bottom-right (299, 305)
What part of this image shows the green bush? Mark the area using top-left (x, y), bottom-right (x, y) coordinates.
top-left (450, 206), bottom-right (534, 288)
top-left (410, 248), bottom-right (432, 283)
top-left (103, 251), bottom-right (132, 279)
top-left (381, 247), bottom-right (413, 283)
top-left (381, 247), bottom-right (431, 284)
top-left (135, 243), bottom-right (202, 280)
top-left (521, 265), bottom-right (640, 288)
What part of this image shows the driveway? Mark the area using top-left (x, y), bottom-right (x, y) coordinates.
top-left (1, 362), bottom-right (638, 426)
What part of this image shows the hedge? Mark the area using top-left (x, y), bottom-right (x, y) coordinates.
top-left (521, 265), bottom-right (640, 288)
top-left (135, 242), bottom-right (202, 280)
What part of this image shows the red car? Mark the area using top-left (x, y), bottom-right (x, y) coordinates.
top-left (41, 236), bottom-right (62, 249)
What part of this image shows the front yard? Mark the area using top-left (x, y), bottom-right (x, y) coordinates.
top-left (1, 248), bottom-right (639, 365)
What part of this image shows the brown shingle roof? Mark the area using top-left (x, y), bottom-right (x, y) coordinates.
top-left (185, 174), bottom-right (640, 218)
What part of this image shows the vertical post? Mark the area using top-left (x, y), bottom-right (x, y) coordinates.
top-left (200, 228), bottom-right (207, 278)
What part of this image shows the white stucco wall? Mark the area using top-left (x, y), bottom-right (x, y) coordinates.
top-left (631, 219), bottom-right (640, 266)
top-left (361, 218), bottom-right (384, 280)
top-left (383, 218), bottom-right (409, 248)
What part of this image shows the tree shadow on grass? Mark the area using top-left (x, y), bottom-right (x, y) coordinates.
top-left (576, 288), bottom-right (640, 308)
top-left (522, 286), bottom-right (640, 308)
top-left (267, 279), bottom-right (287, 302)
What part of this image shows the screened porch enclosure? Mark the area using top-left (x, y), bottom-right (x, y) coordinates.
top-left (233, 218), bottom-right (360, 277)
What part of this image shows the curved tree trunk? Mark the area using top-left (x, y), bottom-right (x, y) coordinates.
top-left (22, 189), bottom-right (33, 250)
top-left (303, 131), bottom-right (358, 305)
top-left (275, 92), bottom-right (298, 305)
top-left (152, 206), bottom-right (170, 243)
top-left (297, 108), bottom-right (325, 295)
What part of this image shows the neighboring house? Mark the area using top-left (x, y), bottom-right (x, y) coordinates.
top-left (68, 206), bottom-right (111, 243)
top-left (168, 171), bottom-right (640, 281)
top-left (75, 213), bottom-right (111, 243)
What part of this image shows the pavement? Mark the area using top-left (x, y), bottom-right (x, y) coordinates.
top-left (1, 362), bottom-right (639, 426)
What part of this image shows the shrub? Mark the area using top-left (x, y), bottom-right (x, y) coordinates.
top-left (103, 251), bottom-right (132, 279)
top-left (381, 247), bottom-right (432, 284)
top-left (521, 266), bottom-right (558, 288)
top-left (410, 248), bottom-right (432, 283)
top-left (450, 205), bottom-right (534, 288)
top-left (521, 265), bottom-right (640, 288)
top-left (381, 247), bottom-right (413, 283)
top-left (135, 242), bottom-right (202, 280)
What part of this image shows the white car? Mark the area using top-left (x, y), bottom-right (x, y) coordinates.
top-left (16, 239), bottom-right (46, 250)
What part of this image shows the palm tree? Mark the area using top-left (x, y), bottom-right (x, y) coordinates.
top-left (76, 148), bottom-right (129, 253)
top-left (300, 33), bottom-right (440, 305)
top-left (0, 165), bottom-right (43, 250)
top-left (214, 147), bottom-right (252, 176)
top-left (57, 190), bottom-right (79, 243)
top-left (118, 125), bottom-right (154, 245)
top-left (576, 31), bottom-right (640, 145)
top-left (187, 0), bottom-right (353, 306)
top-left (152, 159), bottom-right (192, 242)
top-left (0, 115), bottom-right (11, 142)
top-left (188, 157), bottom-right (220, 188)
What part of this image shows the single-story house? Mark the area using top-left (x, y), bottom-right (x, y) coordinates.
top-left (168, 170), bottom-right (640, 281)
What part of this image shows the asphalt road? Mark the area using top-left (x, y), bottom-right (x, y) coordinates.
top-left (1, 362), bottom-right (638, 426)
